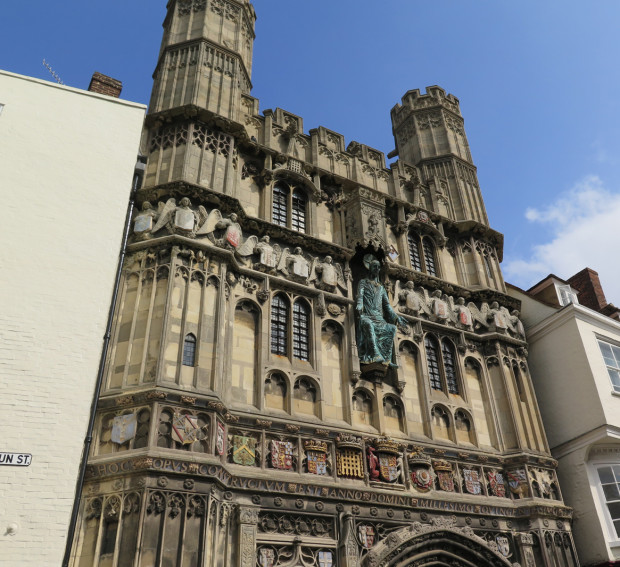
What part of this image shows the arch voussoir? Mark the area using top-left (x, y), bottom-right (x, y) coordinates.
top-left (362, 516), bottom-right (516, 567)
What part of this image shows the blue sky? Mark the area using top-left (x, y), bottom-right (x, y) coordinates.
top-left (3, 1), bottom-right (620, 302)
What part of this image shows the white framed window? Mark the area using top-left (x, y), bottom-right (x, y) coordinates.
top-left (598, 339), bottom-right (620, 392)
top-left (557, 284), bottom-right (578, 306)
top-left (596, 465), bottom-right (620, 539)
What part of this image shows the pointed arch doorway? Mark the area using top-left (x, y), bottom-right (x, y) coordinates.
top-left (361, 519), bottom-right (515, 567)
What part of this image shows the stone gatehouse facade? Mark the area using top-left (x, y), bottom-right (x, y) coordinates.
top-left (68, 1), bottom-right (579, 566)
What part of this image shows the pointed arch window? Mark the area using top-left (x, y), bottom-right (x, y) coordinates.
top-left (422, 237), bottom-right (437, 276)
top-left (441, 339), bottom-right (459, 394)
top-left (425, 335), bottom-right (461, 395)
top-left (293, 300), bottom-right (310, 361)
top-left (425, 336), bottom-right (442, 391)
top-left (182, 333), bottom-right (197, 366)
top-left (272, 184), bottom-right (288, 227)
top-left (271, 182), bottom-right (307, 233)
top-left (271, 295), bottom-right (289, 356)
top-left (291, 189), bottom-right (307, 232)
top-left (407, 232), bottom-right (437, 276)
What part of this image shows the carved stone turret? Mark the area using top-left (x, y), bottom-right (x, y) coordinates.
top-left (390, 86), bottom-right (489, 225)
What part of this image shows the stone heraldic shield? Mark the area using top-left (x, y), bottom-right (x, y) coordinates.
top-left (318, 551), bottom-right (333, 567)
top-left (307, 451), bottom-right (327, 475)
top-left (175, 208), bottom-right (195, 231)
top-left (435, 301), bottom-right (447, 319)
top-left (358, 525), bottom-right (376, 549)
top-left (496, 535), bottom-right (511, 558)
top-left (507, 469), bottom-right (528, 495)
top-left (378, 454), bottom-right (399, 482)
top-left (489, 471), bottom-right (506, 497)
top-left (232, 435), bottom-right (256, 466)
top-left (216, 421), bottom-right (226, 456)
top-left (111, 413), bottom-right (137, 445)
top-left (171, 413), bottom-right (200, 445)
top-left (463, 469), bottom-right (482, 495)
top-left (134, 214), bottom-right (153, 234)
top-left (437, 471), bottom-right (455, 492)
top-left (226, 225), bottom-right (241, 248)
top-left (411, 468), bottom-right (433, 491)
top-left (459, 310), bottom-right (471, 326)
top-left (259, 548), bottom-right (275, 567)
top-left (271, 440), bottom-right (294, 470)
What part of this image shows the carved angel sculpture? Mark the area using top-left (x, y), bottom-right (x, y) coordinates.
top-left (196, 209), bottom-right (257, 258)
top-left (487, 301), bottom-right (509, 333)
top-left (133, 201), bottom-right (159, 234)
top-left (453, 297), bottom-right (474, 331)
top-left (253, 235), bottom-right (279, 270)
top-left (509, 309), bottom-right (526, 338)
top-left (277, 247), bottom-right (311, 281)
top-left (467, 302), bottom-right (491, 332)
top-left (150, 197), bottom-right (208, 237)
top-left (309, 256), bottom-right (348, 293)
top-left (394, 281), bottom-right (431, 317)
top-left (430, 290), bottom-right (452, 324)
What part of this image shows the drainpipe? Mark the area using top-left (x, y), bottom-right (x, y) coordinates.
top-left (62, 155), bottom-right (146, 567)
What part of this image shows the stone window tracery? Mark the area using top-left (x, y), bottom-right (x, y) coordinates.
top-left (352, 389), bottom-right (373, 426)
top-left (407, 232), bottom-right (437, 276)
top-left (454, 409), bottom-right (475, 445)
top-left (293, 377), bottom-right (318, 416)
top-left (441, 339), bottom-right (459, 395)
top-left (272, 184), bottom-right (288, 227)
top-left (431, 405), bottom-right (451, 441)
top-left (271, 295), bottom-right (311, 363)
top-left (424, 335), bottom-right (442, 391)
top-left (425, 335), bottom-right (462, 396)
top-left (265, 374), bottom-right (288, 411)
top-left (292, 300), bottom-right (310, 361)
top-left (383, 396), bottom-right (404, 432)
top-left (271, 294), bottom-right (289, 356)
top-left (271, 181), bottom-right (307, 233)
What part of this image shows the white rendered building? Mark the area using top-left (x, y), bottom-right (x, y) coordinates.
top-left (509, 269), bottom-right (620, 566)
top-left (0, 70), bottom-right (145, 566)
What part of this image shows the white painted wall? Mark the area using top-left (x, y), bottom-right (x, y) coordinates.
top-left (0, 70), bottom-right (145, 566)
top-left (509, 285), bottom-right (620, 564)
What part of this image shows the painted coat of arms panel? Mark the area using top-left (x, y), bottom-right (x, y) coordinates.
top-left (232, 435), bottom-right (257, 466)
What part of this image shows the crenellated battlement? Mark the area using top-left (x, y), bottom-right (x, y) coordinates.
top-left (391, 85), bottom-right (462, 123)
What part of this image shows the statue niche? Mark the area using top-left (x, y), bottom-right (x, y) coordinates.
top-left (355, 254), bottom-right (406, 381)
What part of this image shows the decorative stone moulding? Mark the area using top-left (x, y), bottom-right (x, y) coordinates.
top-left (336, 434), bottom-right (363, 450)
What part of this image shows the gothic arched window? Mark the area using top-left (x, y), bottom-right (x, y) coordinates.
top-left (425, 335), bottom-right (462, 396)
top-left (425, 335), bottom-right (442, 391)
top-left (272, 183), bottom-right (288, 227)
top-left (271, 295), bottom-right (289, 356)
top-left (292, 300), bottom-right (310, 361)
top-left (271, 182), bottom-right (307, 233)
top-left (291, 189), bottom-right (307, 232)
top-left (441, 339), bottom-right (459, 394)
top-left (182, 333), bottom-right (197, 366)
top-left (407, 232), bottom-right (437, 276)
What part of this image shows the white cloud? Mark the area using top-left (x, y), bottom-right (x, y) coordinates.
top-left (503, 175), bottom-right (620, 303)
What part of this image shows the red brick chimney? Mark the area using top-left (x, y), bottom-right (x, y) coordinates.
top-left (88, 72), bottom-right (122, 98)
top-left (567, 268), bottom-right (607, 311)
